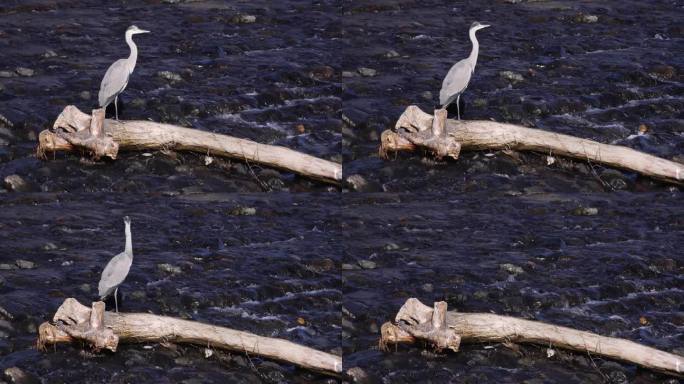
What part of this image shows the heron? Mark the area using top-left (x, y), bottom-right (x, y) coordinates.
top-left (98, 25), bottom-right (150, 120)
top-left (439, 21), bottom-right (490, 120)
top-left (98, 216), bottom-right (133, 312)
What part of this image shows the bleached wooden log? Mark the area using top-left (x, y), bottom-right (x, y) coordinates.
top-left (380, 105), bottom-right (683, 185)
top-left (38, 298), bottom-right (342, 376)
top-left (37, 106), bottom-right (341, 185)
top-left (380, 298), bottom-right (684, 377)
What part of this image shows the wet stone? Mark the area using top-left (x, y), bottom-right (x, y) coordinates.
top-left (420, 91), bottom-right (433, 101)
top-left (231, 14), bottom-right (257, 24)
top-left (357, 67), bottom-right (377, 77)
top-left (3, 367), bottom-right (40, 384)
top-left (15, 67), bottom-right (34, 77)
top-left (0, 71), bottom-right (16, 78)
top-left (157, 263), bottom-right (181, 274)
top-left (575, 14), bottom-right (598, 23)
top-left (499, 71), bottom-right (524, 83)
top-left (342, 71), bottom-right (358, 78)
top-left (43, 50), bottom-right (57, 58)
top-left (499, 263), bottom-right (523, 275)
top-left (79, 91), bottom-right (91, 100)
top-left (384, 49), bottom-right (400, 58)
top-left (79, 284), bottom-right (90, 293)
top-left (229, 206), bottom-right (256, 216)
top-left (358, 260), bottom-right (376, 269)
top-left (16, 260), bottom-right (35, 269)
top-left (157, 71), bottom-right (182, 82)
top-left (571, 206), bottom-right (598, 216)
top-left (345, 174), bottom-right (368, 191)
top-left (4, 175), bottom-right (31, 192)
top-left (0, 264), bottom-right (16, 271)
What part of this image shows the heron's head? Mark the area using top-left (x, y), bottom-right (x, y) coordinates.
top-left (127, 25), bottom-right (150, 35)
top-left (123, 216), bottom-right (131, 225)
top-left (470, 21), bottom-right (490, 32)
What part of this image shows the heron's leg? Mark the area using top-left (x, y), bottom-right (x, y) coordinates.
top-left (114, 287), bottom-right (119, 313)
top-left (114, 96), bottom-right (119, 121)
top-left (456, 95), bottom-right (461, 120)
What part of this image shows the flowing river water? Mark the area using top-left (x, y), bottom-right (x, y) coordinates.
top-left (0, 0), bottom-right (682, 383)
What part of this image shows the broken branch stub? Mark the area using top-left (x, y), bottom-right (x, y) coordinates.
top-left (381, 105), bottom-right (684, 185)
top-left (38, 105), bottom-right (342, 185)
top-left (381, 298), bottom-right (684, 377)
top-left (38, 298), bottom-right (342, 376)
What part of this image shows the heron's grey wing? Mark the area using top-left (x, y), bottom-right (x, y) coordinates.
top-left (98, 59), bottom-right (130, 107)
top-left (439, 59), bottom-right (473, 106)
top-left (98, 252), bottom-right (132, 298)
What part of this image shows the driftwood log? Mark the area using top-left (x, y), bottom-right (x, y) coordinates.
top-left (380, 298), bottom-right (684, 377)
top-left (380, 105), bottom-right (683, 185)
top-left (37, 106), bottom-right (341, 185)
top-left (38, 298), bottom-right (342, 376)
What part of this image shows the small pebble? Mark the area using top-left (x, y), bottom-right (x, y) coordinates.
top-left (384, 49), bottom-right (400, 58)
top-left (157, 71), bottom-right (182, 82)
top-left (499, 263), bottom-right (523, 275)
top-left (357, 67), bottom-right (377, 77)
top-left (358, 260), bottom-right (376, 269)
top-left (232, 14), bottom-right (256, 24)
top-left (15, 67), bottom-right (35, 77)
top-left (499, 70), bottom-right (524, 82)
top-left (4, 175), bottom-right (30, 192)
top-left (16, 260), bottom-right (36, 269)
top-left (157, 263), bottom-right (181, 274)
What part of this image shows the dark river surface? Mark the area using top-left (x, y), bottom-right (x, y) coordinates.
top-left (0, 193), bottom-right (341, 383)
top-left (1, 0), bottom-right (683, 383)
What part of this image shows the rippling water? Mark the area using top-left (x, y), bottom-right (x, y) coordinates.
top-left (0, 0), bottom-right (682, 383)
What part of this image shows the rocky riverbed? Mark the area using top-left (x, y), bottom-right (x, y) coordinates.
top-left (341, 0), bottom-right (682, 193)
top-left (341, 192), bottom-right (682, 383)
top-left (0, 0), bottom-right (341, 193)
top-left (0, 192), bottom-right (341, 383)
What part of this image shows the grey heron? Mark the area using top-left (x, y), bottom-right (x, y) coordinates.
top-left (98, 25), bottom-right (150, 120)
top-left (98, 216), bottom-right (133, 312)
top-left (439, 21), bottom-right (490, 120)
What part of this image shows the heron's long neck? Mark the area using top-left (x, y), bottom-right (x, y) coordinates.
top-left (124, 222), bottom-right (133, 256)
top-left (468, 29), bottom-right (480, 68)
top-left (125, 31), bottom-right (138, 71)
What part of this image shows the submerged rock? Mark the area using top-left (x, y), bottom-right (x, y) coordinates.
top-left (571, 206), bottom-right (598, 216)
top-left (4, 366), bottom-right (40, 384)
top-left (157, 71), bottom-right (182, 82)
top-left (16, 260), bottom-right (36, 269)
top-left (4, 175), bottom-right (32, 192)
top-left (157, 263), bottom-right (181, 274)
top-left (357, 67), bottom-right (377, 77)
top-left (499, 263), bottom-right (523, 275)
top-left (231, 14), bottom-right (256, 24)
top-left (499, 71), bottom-right (524, 83)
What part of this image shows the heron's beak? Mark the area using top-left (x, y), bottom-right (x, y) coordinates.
top-left (140, 29), bottom-right (150, 34)
top-left (481, 24), bottom-right (491, 29)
